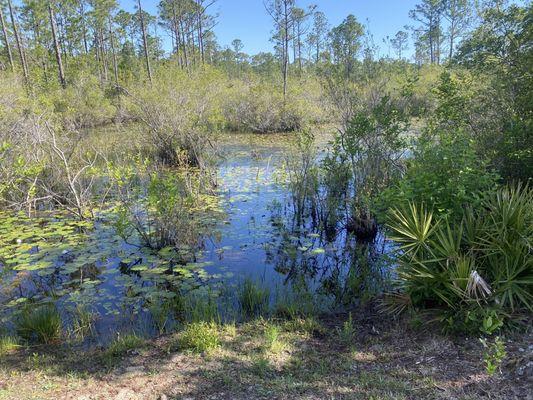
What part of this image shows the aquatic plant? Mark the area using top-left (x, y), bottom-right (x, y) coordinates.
top-left (183, 289), bottom-right (220, 324)
top-left (238, 279), bottom-right (271, 318)
top-left (178, 322), bottom-right (220, 354)
top-left (68, 305), bottom-right (97, 340)
top-left (16, 304), bottom-right (62, 344)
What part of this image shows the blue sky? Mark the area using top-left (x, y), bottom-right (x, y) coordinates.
top-left (119, 0), bottom-right (420, 57)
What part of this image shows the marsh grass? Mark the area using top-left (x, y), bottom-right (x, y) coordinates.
top-left (178, 322), bottom-right (220, 354)
top-left (274, 285), bottom-right (318, 319)
top-left (183, 290), bottom-right (220, 324)
top-left (16, 304), bottom-right (62, 344)
top-left (69, 305), bottom-right (97, 340)
top-left (105, 334), bottom-right (145, 358)
top-left (238, 278), bottom-right (270, 318)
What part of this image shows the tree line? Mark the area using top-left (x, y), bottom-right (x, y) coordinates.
top-left (0, 0), bottom-right (526, 89)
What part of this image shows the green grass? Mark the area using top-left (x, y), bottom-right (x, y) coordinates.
top-left (69, 305), bottom-right (97, 340)
top-left (178, 322), bottom-right (220, 354)
top-left (0, 335), bottom-right (20, 356)
top-left (105, 334), bottom-right (145, 358)
top-left (336, 312), bottom-right (357, 346)
top-left (263, 324), bottom-right (285, 354)
top-left (238, 278), bottom-right (270, 318)
top-left (16, 304), bottom-right (62, 344)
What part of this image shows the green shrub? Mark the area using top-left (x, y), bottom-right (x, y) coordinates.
top-left (178, 322), bottom-right (220, 353)
top-left (386, 185), bottom-right (532, 331)
top-left (238, 279), bottom-right (271, 318)
top-left (16, 304), bottom-right (62, 344)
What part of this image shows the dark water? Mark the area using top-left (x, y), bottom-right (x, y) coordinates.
top-left (0, 133), bottom-right (391, 344)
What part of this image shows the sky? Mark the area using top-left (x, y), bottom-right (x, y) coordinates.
top-left (119, 0), bottom-right (421, 58)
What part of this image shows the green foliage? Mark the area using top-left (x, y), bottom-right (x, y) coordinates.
top-left (106, 334), bottom-right (145, 358)
top-left (380, 128), bottom-right (498, 222)
top-left (16, 304), bottom-right (62, 344)
top-left (238, 279), bottom-right (271, 318)
top-left (182, 290), bottom-right (220, 324)
top-left (0, 336), bottom-right (20, 356)
top-left (336, 312), bottom-right (357, 345)
top-left (178, 322), bottom-right (220, 354)
top-left (387, 185), bottom-right (532, 331)
top-left (480, 336), bottom-right (506, 376)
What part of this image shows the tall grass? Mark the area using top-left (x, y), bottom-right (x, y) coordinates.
top-left (238, 279), bottom-right (271, 318)
top-left (16, 304), bottom-right (62, 344)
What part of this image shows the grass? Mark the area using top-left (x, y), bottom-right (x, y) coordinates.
top-left (238, 278), bottom-right (270, 318)
top-left (105, 334), bottom-right (145, 358)
top-left (16, 304), bottom-right (62, 344)
top-left (263, 324), bottom-right (285, 354)
top-left (0, 314), bottom-right (529, 400)
top-left (183, 290), bottom-right (220, 323)
top-left (177, 322), bottom-right (220, 354)
top-left (0, 335), bottom-right (20, 356)
top-left (336, 312), bottom-right (357, 346)
top-left (69, 305), bottom-right (97, 340)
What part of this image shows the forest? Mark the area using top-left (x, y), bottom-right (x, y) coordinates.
top-left (0, 0), bottom-right (531, 399)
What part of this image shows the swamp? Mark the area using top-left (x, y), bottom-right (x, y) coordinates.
top-left (0, 0), bottom-right (531, 399)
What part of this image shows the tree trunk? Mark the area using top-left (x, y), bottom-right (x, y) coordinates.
top-left (282, 1), bottom-right (289, 99)
top-left (137, 0), bottom-right (153, 83)
top-left (0, 5), bottom-right (14, 73)
top-left (108, 16), bottom-right (119, 85)
top-left (48, 2), bottom-right (66, 88)
top-left (7, 0), bottom-right (28, 83)
top-left (80, 2), bottom-right (89, 54)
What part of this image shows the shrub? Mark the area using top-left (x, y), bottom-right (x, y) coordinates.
top-left (386, 185), bottom-right (532, 332)
top-left (16, 304), bottom-right (62, 344)
top-left (178, 322), bottom-right (220, 353)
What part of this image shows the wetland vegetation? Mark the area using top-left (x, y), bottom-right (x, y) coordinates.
top-left (0, 0), bottom-right (531, 399)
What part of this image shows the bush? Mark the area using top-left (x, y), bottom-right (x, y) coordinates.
top-left (386, 185), bottom-right (532, 332)
top-left (16, 304), bottom-right (62, 344)
top-left (379, 129), bottom-right (499, 222)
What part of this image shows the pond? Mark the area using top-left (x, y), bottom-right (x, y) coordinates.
top-left (0, 131), bottom-right (392, 345)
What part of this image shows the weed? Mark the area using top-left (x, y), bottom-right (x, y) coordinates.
top-left (178, 322), bottom-right (220, 354)
top-left (69, 305), bottom-right (97, 340)
top-left (183, 290), bottom-right (220, 324)
top-left (480, 336), bottom-right (506, 375)
top-left (238, 278), bottom-right (270, 318)
top-left (106, 334), bottom-right (145, 358)
top-left (282, 317), bottom-right (324, 336)
top-left (336, 312), bottom-right (356, 346)
top-left (264, 324), bottom-right (285, 354)
top-left (16, 304), bottom-right (62, 344)
top-left (0, 336), bottom-right (19, 355)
